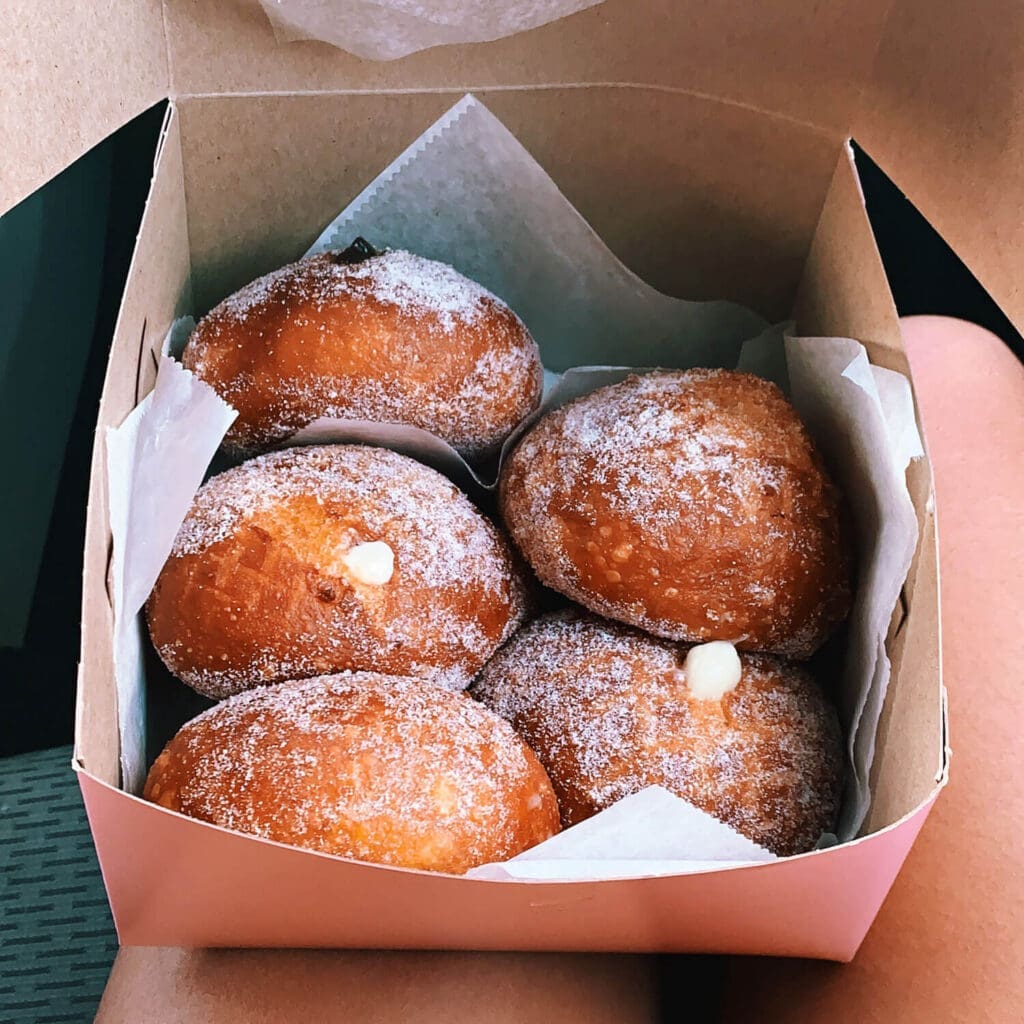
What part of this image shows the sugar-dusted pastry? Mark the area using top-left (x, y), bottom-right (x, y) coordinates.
top-left (147, 444), bottom-right (530, 698)
top-left (473, 611), bottom-right (843, 856)
top-left (144, 673), bottom-right (561, 873)
top-left (499, 369), bottom-right (850, 658)
top-left (182, 246), bottom-right (542, 459)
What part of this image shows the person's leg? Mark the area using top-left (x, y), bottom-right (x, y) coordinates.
top-left (95, 947), bottom-right (659, 1023)
top-left (720, 316), bottom-right (1024, 1022)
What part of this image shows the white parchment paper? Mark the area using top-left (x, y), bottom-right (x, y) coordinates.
top-left (106, 94), bottom-right (921, 869)
top-left (257, 0), bottom-right (607, 61)
top-left (106, 359), bottom-right (236, 792)
top-left (783, 339), bottom-right (923, 836)
top-left (467, 787), bottom-right (777, 881)
top-left (307, 96), bottom-right (768, 370)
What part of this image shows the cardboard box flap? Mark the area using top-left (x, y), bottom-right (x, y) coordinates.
top-left (160, 0), bottom-right (1024, 343)
top-left (164, 0), bottom-right (890, 139)
top-left (8, 0), bottom-right (1024, 342)
top-left (855, 0), bottom-right (1024, 333)
top-left (1, 0), bottom-right (168, 216)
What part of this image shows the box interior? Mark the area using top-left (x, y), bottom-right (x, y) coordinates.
top-left (75, 85), bottom-right (943, 845)
top-left (179, 89), bottom-right (842, 321)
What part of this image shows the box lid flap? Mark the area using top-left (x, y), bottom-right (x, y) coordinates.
top-left (163, 0), bottom-right (1024, 334)
top-left (1, 0), bottom-right (168, 216)
top-left (163, 0), bottom-right (889, 138)
top-left (855, 0), bottom-right (1024, 331)
top-left (6, 0), bottom-right (1021, 334)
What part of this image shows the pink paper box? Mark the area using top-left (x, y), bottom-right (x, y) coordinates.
top-left (3, 0), bottom-right (963, 961)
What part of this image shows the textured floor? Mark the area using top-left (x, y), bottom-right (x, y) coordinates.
top-left (1, 745), bottom-right (117, 1023)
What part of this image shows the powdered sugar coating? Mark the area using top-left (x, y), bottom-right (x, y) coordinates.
top-left (144, 672), bottom-right (560, 874)
top-left (182, 249), bottom-right (543, 459)
top-left (499, 369), bottom-right (850, 658)
top-left (148, 445), bottom-right (530, 698)
top-left (472, 610), bottom-right (843, 856)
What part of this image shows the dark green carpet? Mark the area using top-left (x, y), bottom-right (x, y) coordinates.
top-left (1, 746), bottom-right (117, 1022)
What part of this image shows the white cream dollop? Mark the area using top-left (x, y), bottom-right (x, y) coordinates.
top-left (683, 641), bottom-right (742, 701)
top-left (341, 541), bottom-right (395, 585)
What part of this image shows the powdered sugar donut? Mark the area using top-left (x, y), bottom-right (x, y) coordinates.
top-left (472, 611), bottom-right (843, 856)
top-left (147, 444), bottom-right (530, 698)
top-left (144, 672), bottom-right (561, 873)
top-left (498, 369), bottom-right (851, 659)
top-left (182, 248), bottom-right (543, 459)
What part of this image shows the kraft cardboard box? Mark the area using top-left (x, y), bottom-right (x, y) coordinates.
top-left (17, 0), bottom-right (1017, 965)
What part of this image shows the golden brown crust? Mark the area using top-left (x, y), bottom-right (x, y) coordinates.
top-left (499, 369), bottom-right (851, 659)
top-left (143, 673), bottom-right (561, 873)
top-left (182, 249), bottom-right (542, 459)
top-left (472, 611), bottom-right (843, 856)
top-left (146, 445), bottom-right (530, 699)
